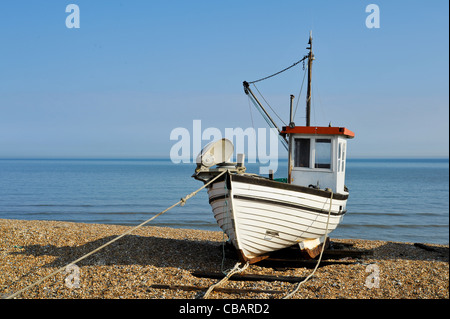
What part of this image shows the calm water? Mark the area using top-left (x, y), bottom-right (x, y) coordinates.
top-left (0, 158), bottom-right (448, 244)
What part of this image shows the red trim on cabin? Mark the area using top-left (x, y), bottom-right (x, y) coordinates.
top-left (281, 126), bottom-right (355, 138)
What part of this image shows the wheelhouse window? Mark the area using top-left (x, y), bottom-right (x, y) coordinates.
top-left (339, 142), bottom-right (346, 172)
top-left (314, 139), bottom-right (331, 169)
top-left (294, 138), bottom-right (310, 167)
top-left (338, 142), bottom-right (342, 172)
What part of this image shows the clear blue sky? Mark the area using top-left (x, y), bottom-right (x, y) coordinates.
top-left (0, 0), bottom-right (448, 159)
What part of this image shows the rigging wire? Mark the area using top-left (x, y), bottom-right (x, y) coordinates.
top-left (313, 71), bottom-right (327, 125)
top-left (244, 53), bottom-right (309, 147)
top-left (247, 55), bottom-right (308, 84)
top-left (252, 83), bottom-right (287, 126)
top-left (247, 94), bottom-right (255, 129)
top-left (312, 85), bottom-right (316, 125)
top-left (293, 64), bottom-right (308, 119)
top-left (247, 94), bottom-right (288, 151)
top-left (246, 95), bottom-right (258, 150)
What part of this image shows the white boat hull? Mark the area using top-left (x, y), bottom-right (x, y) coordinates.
top-left (208, 172), bottom-right (348, 263)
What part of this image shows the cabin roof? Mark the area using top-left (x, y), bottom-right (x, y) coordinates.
top-left (281, 126), bottom-right (355, 138)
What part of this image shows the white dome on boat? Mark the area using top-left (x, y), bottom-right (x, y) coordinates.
top-left (196, 138), bottom-right (234, 168)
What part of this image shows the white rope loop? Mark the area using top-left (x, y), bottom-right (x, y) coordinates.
top-left (202, 261), bottom-right (250, 299)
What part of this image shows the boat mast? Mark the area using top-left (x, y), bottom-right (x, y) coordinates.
top-left (305, 32), bottom-right (314, 127)
top-left (289, 33), bottom-right (313, 183)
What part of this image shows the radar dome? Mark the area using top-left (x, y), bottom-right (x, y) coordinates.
top-left (196, 138), bottom-right (234, 168)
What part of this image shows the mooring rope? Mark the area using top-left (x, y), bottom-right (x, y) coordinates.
top-left (201, 261), bottom-right (250, 299)
top-left (4, 170), bottom-right (227, 299)
top-left (282, 190), bottom-right (334, 299)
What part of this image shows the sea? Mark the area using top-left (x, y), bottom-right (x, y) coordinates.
top-left (0, 158), bottom-right (448, 245)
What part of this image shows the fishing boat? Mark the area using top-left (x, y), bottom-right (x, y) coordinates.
top-left (192, 34), bottom-right (355, 264)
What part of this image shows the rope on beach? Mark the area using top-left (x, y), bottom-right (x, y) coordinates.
top-left (282, 191), bottom-right (334, 299)
top-left (4, 170), bottom-right (228, 299)
top-left (201, 261), bottom-right (250, 299)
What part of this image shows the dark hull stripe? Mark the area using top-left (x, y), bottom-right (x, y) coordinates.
top-left (230, 174), bottom-right (349, 201)
top-left (209, 194), bottom-right (346, 216)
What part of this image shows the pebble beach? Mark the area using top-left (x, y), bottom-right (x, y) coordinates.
top-left (1, 218), bottom-right (448, 300)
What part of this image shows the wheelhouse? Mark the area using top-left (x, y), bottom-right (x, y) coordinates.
top-left (281, 126), bottom-right (355, 194)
